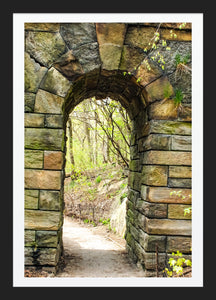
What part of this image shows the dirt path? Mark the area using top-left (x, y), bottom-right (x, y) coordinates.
top-left (56, 217), bottom-right (145, 278)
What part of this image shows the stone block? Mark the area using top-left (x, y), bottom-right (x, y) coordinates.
top-left (24, 247), bottom-right (59, 266)
top-left (24, 113), bottom-right (44, 128)
top-left (25, 189), bottom-right (39, 209)
top-left (160, 28), bottom-right (191, 41)
top-left (25, 128), bottom-right (64, 151)
top-left (60, 23), bottom-right (97, 50)
top-left (129, 159), bottom-right (139, 172)
top-left (138, 134), bottom-right (171, 152)
top-left (128, 171), bottom-right (141, 191)
top-left (45, 115), bottom-right (63, 129)
top-left (168, 204), bottom-right (192, 219)
top-left (167, 236), bottom-right (192, 253)
top-left (136, 199), bottom-right (167, 218)
top-left (25, 150), bottom-right (43, 169)
top-left (129, 223), bottom-right (140, 241)
top-left (171, 135), bottom-right (192, 151)
top-left (25, 23), bottom-right (60, 32)
top-left (130, 144), bottom-right (139, 159)
top-left (119, 45), bottom-right (145, 72)
top-left (99, 44), bottom-right (122, 70)
top-left (25, 230), bottom-right (36, 246)
top-left (139, 230), bottom-right (166, 252)
top-left (135, 57), bottom-right (162, 87)
top-left (178, 105), bottom-right (192, 121)
top-left (169, 166), bottom-right (192, 178)
top-left (34, 89), bottom-right (64, 114)
top-left (143, 150), bottom-right (192, 166)
top-left (72, 42), bottom-right (101, 73)
top-left (141, 165), bottom-right (168, 186)
top-left (147, 187), bottom-right (192, 204)
top-left (25, 31), bottom-right (66, 68)
top-left (36, 231), bottom-right (58, 247)
top-left (25, 209), bottom-right (61, 230)
top-left (168, 178), bottom-right (192, 188)
top-left (96, 23), bottom-right (126, 45)
top-left (125, 26), bottom-right (156, 49)
top-left (25, 52), bottom-right (47, 93)
top-left (148, 99), bottom-right (178, 120)
top-left (25, 92), bottom-right (35, 112)
top-left (145, 76), bottom-right (174, 103)
top-left (25, 169), bottom-right (62, 190)
top-left (39, 190), bottom-right (61, 211)
top-left (144, 217), bottom-right (192, 236)
top-left (39, 67), bottom-right (71, 97)
top-left (149, 120), bottom-right (192, 135)
top-left (53, 50), bottom-right (84, 80)
top-left (134, 241), bottom-right (166, 270)
top-left (44, 151), bottom-right (64, 170)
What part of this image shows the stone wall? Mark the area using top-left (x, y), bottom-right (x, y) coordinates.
top-left (24, 22), bottom-right (192, 275)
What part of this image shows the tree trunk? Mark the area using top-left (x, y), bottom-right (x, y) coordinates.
top-left (67, 117), bottom-right (75, 166)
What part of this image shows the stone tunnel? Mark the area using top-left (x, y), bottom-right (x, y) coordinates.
top-left (24, 22), bottom-right (192, 276)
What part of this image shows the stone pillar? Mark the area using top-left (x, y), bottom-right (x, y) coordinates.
top-left (125, 77), bottom-right (192, 276)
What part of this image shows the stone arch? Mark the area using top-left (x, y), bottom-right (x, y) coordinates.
top-left (24, 22), bottom-right (192, 276)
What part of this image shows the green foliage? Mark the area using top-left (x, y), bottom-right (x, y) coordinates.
top-left (120, 192), bottom-right (128, 200)
top-left (173, 88), bottom-right (183, 106)
top-left (163, 251), bottom-right (192, 277)
top-left (175, 53), bottom-right (191, 67)
top-left (95, 175), bottom-right (102, 184)
top-left (99, 218), bottom-right (110, 225)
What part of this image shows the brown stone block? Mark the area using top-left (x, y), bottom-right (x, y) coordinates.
top-left (25, 209), bottom-right (61, 230)
top-left (25, 169), bottom-right (62, 190)
top-left (125, 26), bottom-right (156, 49)
top-left (147, 187), bottom-right (192, 204)
top-left (96, 23), bottom-right (126, 45)
top-left (169, 166), bottom-right (192, 178)
top-left (141, 165), bottom-right (168, 186)
top-left (160, 28), bottom-right (191, 41)
top-left (168, 204), bottom-right (192, 219)
top-left (119, 45), bottom-right (145, 72)
top-left (25, 23), bottom-right (60, 32)
top-left (144, 217), bottom-right (192, 236)
top-left (167, 236), bottom-right (192, 253)
top-left (145, 76), bottom-right (174, 103)
top-left (44, 151), bottom-right (64, 170)
top-left (143, 150), bottom-right (192, 166)
top-left (135, 58), bottom-right (162, 87)
top-left (148, 99), bottom-right (178, 120)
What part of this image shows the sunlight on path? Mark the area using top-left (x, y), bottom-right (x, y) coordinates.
top-left (56, 217), bottom-right (144, 278)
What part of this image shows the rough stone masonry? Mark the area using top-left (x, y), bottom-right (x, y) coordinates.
top-left (24, 22), bottom-right (192, 276)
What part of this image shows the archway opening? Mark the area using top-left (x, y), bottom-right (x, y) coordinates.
top-left (57, 70), bottom-right (147, 276)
